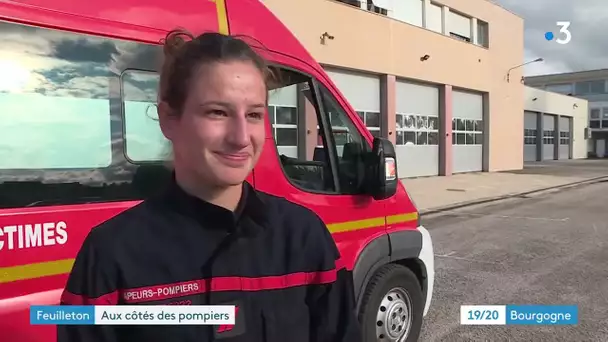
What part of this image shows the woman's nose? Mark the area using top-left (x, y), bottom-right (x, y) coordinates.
top-left (226, 116), bottom-right (250, 147)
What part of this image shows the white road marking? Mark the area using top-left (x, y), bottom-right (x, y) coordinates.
top-left (446, 212), bottom-right (569, 222)
top-left (434, 253), bottom-right (499, 265)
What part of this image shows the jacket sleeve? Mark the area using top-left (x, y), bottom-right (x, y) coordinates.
top-left (307, 216), bottom-right (362, 342)
top-left (57, 230), bottom-right (120, 342)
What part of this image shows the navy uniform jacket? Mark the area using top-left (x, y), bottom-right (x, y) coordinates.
top-left (57, 177), bottom-right (362, 342)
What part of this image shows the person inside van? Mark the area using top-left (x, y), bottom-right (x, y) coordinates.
top-left (57, 29), bottom-right (362, 342)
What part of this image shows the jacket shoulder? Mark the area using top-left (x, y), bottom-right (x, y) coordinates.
top-left (254, 191), bottom-right (335, 248)
top-left (256, 191), bottom-right (324, 226)
top-left (254, 190), bottom-right (340, 270)
top-left (83, 200), bottom-right (156, 247)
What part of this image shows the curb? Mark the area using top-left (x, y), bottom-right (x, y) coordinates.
top-left (419, 175), bottom-right (608, 216)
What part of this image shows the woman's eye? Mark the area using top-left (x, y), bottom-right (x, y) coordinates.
top-left (208, 110), bottom-right (227, 117)
top-left (248, 112), bottom-right (263, 120)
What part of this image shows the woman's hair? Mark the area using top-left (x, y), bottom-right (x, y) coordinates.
top-left (158, 28), bottom-right (274, 114)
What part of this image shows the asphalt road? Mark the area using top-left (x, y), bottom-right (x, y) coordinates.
top-left (419, 180), bottom-right (608, 342)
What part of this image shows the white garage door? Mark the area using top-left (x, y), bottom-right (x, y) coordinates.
top-left (452, 90), bottom-right (483, 173)
top-left (269, 85), bottom-right (299, 158)
top-left (325, 69), bottom-right (381, 138)
top-left (394, 81), bottom-right (440, 178)
top-left (524, 111), bottom-right (539, 162)
top-left (559, 116), bottom-right (571, 159)
top-left (542, 114), bottom-right (556, 160)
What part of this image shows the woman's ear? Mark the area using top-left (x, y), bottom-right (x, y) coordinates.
top-left (157, 101), bottom-right (178, 141)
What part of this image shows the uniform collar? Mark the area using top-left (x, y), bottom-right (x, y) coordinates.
top-left (160, 175), bottom-right (268, 234)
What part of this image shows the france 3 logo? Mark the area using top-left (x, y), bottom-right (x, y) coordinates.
top-left (544, 22), bottom-right (571, 45)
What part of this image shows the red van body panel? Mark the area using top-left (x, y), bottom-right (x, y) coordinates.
top-left (0, 0), bottom-right (423, 341)
top-left (1, 0), bottom-right (222, 40)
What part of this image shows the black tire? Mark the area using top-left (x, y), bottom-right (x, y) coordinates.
top-left (358, 264), bottom-right (424, 342)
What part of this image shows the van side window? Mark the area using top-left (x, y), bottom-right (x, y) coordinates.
top-left (0, 22), bottom-right (113, 170)
top-left (318, 84), bottom-right (370, 194)
top-left (0, 20), bottom-right (168, 209)
top-left (122, 70), bottom-right (167, 162)
top-left (269, 70), bottom-right (335, 192)
top-left (269, 68), bottom-right (370, 195)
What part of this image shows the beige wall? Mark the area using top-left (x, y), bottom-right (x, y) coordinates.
top-left (524, 86), bottom-right (589, 159)
top-left (262, 0), bottom-right (524, 172)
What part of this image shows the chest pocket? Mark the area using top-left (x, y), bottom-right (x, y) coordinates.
top-left (261, 300), bottom-right (310, 342)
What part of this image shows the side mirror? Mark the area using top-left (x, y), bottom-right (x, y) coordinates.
top-left (364, 137), bottom-right (398, 200)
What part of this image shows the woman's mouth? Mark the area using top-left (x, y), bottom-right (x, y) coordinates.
top-left (214, 152), bottom-right (250, 166)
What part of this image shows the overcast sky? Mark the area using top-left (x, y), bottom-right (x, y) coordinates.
top-left (496, 0), bottom-right (607, 76)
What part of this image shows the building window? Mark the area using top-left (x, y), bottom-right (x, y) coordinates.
top-left (524, 128), bottom-right (537, 145)
top-left (447, 11), bottom-right (472, 42)
top-left (545, 83), bottom-right (573, 95)
top-left (390, 0), bottom-right (423, 27)
top-left (426, 2), bottom-right (443, 33)
top-left (589, 108), bottom-right (600, 129)
top-left (589, 108), bottom-right (602, 128)
top-left (269, 106), bottom-right (298, 147)
top-left (367, 1), bottom-right (388, 15)
top-left (356, 111), bottom-right (382, 137)
top-left (575, 80), bottom-right (606, 95)
top-left (542, 130), bottom-right (555, 145)
top-left (591, 108), bottom-right (608, 129)
top-left (476, 20), bottom-right (489, 48)
top-left (452, 118), bottom-right (483, 145)
top-left (450, 33), bottom-right (471, 42)
top-left (395, 114), bottom-right (439, 145)
top-left (559, 131), bottom-right (570, 145)
top-left (337, 0), bottom-right (362, 8)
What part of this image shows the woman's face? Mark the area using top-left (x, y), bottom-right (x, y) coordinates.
top-left (161, 60), bottom-right (267, 188)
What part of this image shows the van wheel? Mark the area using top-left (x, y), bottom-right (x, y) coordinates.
top-left (358, 264), bottom-right (423, 342)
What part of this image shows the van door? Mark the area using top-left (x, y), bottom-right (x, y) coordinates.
top-left (254, 64), bottom-right (387, 271)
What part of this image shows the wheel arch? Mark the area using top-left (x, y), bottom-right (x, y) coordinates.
top-left (352, 234), bottom-right (391, 313)
top-left (353, 229), bottom-right (428, 314)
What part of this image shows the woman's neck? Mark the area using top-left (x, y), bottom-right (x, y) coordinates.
top-left (174, 170), bottom-right (243, 211)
